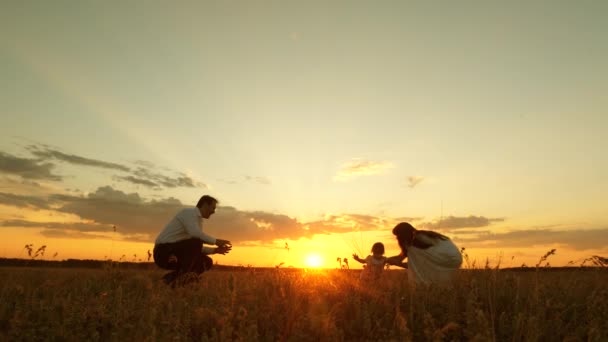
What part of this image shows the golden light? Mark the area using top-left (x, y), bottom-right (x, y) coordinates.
top-left (304, 253), bottom-right (323, 268)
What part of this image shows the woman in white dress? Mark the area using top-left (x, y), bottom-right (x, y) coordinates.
top-left (387, 222), bottom-right (462, 286)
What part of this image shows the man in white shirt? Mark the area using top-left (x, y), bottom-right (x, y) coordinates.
top-left (153, 195), bottom-right (232, 285)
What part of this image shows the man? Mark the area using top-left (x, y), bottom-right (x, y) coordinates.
top-left (153, 195), bottom-right (232, 285)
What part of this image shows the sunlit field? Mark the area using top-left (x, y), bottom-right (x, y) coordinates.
top-left (1, 264), bottom-right (607, 342)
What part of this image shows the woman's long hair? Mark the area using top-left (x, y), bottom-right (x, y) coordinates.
top-left (392, 222), bottom-right (448, 251)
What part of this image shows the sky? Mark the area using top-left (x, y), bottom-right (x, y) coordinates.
top-left (1, 1), bottom-right (607, 268)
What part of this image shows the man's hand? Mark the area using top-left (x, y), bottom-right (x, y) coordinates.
top-left (216, 238), bottom-right (231, 247)
top-left (215, 244), bottom-right (232, 255)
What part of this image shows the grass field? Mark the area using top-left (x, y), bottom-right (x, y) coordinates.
top-left (1, 265), bottom-right (606, 341)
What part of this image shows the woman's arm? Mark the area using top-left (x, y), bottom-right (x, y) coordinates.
top-left (386, 254), bottom-right (408, 268)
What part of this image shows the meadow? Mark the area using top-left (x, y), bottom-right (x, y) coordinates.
top-left (0, 265), bottom-right (606, 341)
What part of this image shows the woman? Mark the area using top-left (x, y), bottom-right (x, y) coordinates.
top-left (387, 222), bottom-right (462, 286)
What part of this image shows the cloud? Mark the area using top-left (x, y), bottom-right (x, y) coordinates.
top-left (0, 151), bottom-right (62, 181)
top-left (419, 215), bottom-right (505, 230)
top-left (333, 159), bottom-right (393, 182)
top-left (407, 176), bottom-right (424, 188)
top-left (132, 160), bottom-right (155, 168)
top-left (394, 216), bottom-right (424, 223)
top-left (0, 184), bottom-right (504, 247)
top-left (453, 228), bottom-right (608, 251)
top-left (207, 212), bottom-right (403, 243)
top-left (217, 178), bottom-right (238, 184)
top-left (304, 214), bottom-right (397, 234)
top-left (1, 186), bottom-right (401, 243)
top-left (2, 220), bottom-right (152, 242)
top-left (50, 186), bottom-right (185, 238)
top-left (243, 175), bottom-right (271, 185)
top-left (450, 229), bottom-right (492, 235)
top-left (205, 207), bottom-right (308, 242)
top-left (0, 192), bottom-right (56, 210)
top-left (39, 229), bottom-right (110, 240)
top-left (216, 175), bottom-right (271, 185)
top-left (6, 189), bottom-right (605, 252)
top-left (49, 188), bottom-right (401, 243)
top-left (24, 144), bottom-right (206, 190)
top-left (27, 145), bottom-right (130, 172)
top-left (1, 219), bottom-right (111, 232)
top-left (116, 167), bottom-right (206, 189)
top-left (113, 175), bottom-right (159, 188)
top-left (5, 181), bottom-right (605, 253)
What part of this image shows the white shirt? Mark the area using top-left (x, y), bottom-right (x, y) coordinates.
top-left (155, 207), bottom-right (217, 247)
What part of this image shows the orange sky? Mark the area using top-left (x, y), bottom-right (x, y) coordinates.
top-left (1, 1), bottom-right (607, 268)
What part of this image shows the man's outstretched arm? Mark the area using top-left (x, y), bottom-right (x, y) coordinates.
top-left (202, 244), bottom-right (232, 255)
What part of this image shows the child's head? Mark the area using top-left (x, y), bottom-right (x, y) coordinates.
top-left (371, 242), bottom-right (385, 256)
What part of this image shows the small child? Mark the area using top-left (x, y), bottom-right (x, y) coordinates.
top-left (353, 242), bottom-right (387, 281)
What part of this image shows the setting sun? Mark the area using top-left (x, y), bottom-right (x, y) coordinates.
top-left (304, 254), bottom-right (323, 268)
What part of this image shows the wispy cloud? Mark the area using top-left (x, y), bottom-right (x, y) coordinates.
top-left (453, 228), bottom-right (608, 251)
top-left (0, 151), bottom-right (61, 181)
top-left (7, 144), bottom-right (207, 190)
top-left (407, 176), bottom-right (424, 188)
top-left (115, 167), bottom-right (206, 189)
top-left (333, 159), bottom-right (393, 182)
top-left (49, 186), bottom-right (185, 237)
top-left (27, 145), bottom-right (130, 172)
top-left (206, 207), bottom-right (308, 242)
top-left (305, 214), bottom-right (397, 234)
top-left (0, 192), bottom-right (56, 210)
top-left (3, 180), bottom-right (605, 253)
top-left (0, 186), bottom-right (400, 243)
top-left (243, 175), bottom-right (271, 185)
top-left (216, 175), bottom-right (271, 185)
top-left (0, 186), bottom-right (195, 240)
top-left (394, 216), bottom-right (424, 223)
top-left (112, 175), bottom-right (158, 188)
top-left (2, 219), bottom-right (112, 232)
top-left (39, 229), bottom-right (110, 240)
top-left (418, 215), bottom-right (505, 230)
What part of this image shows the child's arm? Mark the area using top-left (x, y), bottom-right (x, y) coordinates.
top-left (352, 254), bottom-right (366, 264)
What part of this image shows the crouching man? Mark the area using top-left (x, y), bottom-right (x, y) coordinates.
top-left (153, 195), bottom-right (231, 286)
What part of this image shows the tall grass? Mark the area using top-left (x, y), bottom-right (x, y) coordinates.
top-left (0, 265), bottom-right (606, 341)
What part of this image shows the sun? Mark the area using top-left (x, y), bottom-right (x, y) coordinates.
top-left (304, 253), bottom-right (324, 268)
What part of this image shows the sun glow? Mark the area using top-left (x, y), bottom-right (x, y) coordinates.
top-left (304, 253), bottom-right (324, 268)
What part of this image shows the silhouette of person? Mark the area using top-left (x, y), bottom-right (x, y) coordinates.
top-left (153, 195), bottom-right (231, 286)
top-left (387, 222), bottom-right (462, 286)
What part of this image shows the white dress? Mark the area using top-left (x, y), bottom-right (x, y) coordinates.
top-left (406, 235), bottom-right (462, 285)
top-left (360, 255), bottom-right (387, 281)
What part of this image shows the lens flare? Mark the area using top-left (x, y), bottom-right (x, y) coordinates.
top-left (304, 253), bottom-right (323, 268)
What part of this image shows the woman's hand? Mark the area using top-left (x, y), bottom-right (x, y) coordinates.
top-left (386, 255), bottom-right (407, 268)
